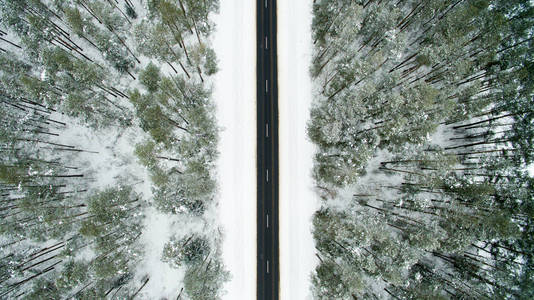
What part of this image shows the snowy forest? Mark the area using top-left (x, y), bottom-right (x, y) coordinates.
top-left (309, 0), bottom-right (534, 299)
top-left (0, 0), bottom-right (227, 299)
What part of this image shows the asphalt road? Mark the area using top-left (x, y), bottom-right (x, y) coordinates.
top-left (256, 0), bottom-right (279, 299)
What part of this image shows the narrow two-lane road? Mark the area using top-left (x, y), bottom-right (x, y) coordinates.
top-left (257, 0), bottom-right (279, 299)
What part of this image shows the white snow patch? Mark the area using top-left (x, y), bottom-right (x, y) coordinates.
top-left (49, 114), bottom-right (152, 197)
top-left (429, 124), bottom-right (456, 148)
top-left (278, 1), bottom-right (319, 299)
top-left (135, 208), bottom-right (187, 298)
top-left (212, 0), bottom-right (257, 299)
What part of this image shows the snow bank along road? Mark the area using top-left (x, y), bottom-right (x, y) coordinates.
top-left (213, 0), bottom-right (256, 299)
top-left (278, 0), bottom-right (318, 299)
top-left (257, 0), bottom-right (279, 299)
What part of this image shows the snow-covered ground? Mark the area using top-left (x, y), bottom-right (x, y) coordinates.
top-left (213, 1), bottom-right (257, 299)
top-left (50, 115), bottom-right (188, 298)
top-left (278, 1), bottom-right (318, 299)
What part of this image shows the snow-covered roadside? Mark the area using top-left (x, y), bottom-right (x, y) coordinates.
top-left (278, 1), bottom-right (318, 299)
top-left (212, 1), bottom-right (257, 299)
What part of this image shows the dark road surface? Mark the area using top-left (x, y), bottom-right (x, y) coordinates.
top-left (257, 0), bottom-right (279, 299)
